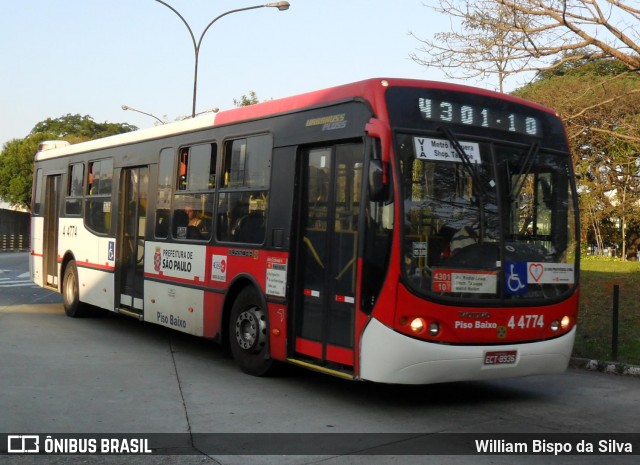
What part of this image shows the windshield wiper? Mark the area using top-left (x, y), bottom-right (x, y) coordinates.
top-left (511, 141), bottom-right (540, 201)
top-left (438, 126), bottom-right (485, 200)
top-left (438, 126), bottom-right (487, 241)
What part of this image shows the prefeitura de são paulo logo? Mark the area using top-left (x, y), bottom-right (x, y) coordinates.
top-left (154, 247), bottom-right (161, 272)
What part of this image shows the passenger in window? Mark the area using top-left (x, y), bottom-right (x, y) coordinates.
top-left (185, 207), bottom-right (206, 239)
top-left (185, 207), bottom-right (202, 228)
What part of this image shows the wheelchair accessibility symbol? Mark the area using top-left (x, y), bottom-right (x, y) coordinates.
top-left (108, 240), bottom-right (115, 261)
top-left (505, 262), bottom-right (527, 295)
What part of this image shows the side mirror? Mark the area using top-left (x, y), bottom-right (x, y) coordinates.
top-left (365, 118), bottom-right (391, 202)
top-left (365, 118), bottom-right (390, 163)
top-left (369, 159), bottom-right (387, 202)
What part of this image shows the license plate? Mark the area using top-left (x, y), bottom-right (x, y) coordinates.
top-left (483, 350), bottom-right (517, 365)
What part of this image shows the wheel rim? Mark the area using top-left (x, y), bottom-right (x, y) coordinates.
top-left (234, 306), bottom-right (267, 353)
top-left (64, 270), bottom-right (76, 305)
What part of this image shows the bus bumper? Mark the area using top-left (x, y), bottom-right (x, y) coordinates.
top-left (359, 318), bottom-right (576, 385)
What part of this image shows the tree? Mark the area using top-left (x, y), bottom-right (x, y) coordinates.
top-left (0, 114), bottom-right (137, 211)
top-left (233, 91), bottom-right (261, 107)
top-left (413, 0), bottom-right (640, 92)
top-left (410, 1), bottom-right (536, 92)
top-left (493, 0), bottom-right (640, 73)
top-left (0, 135), bottom-right (48, 210)
top-left (514, 59), bottom-right (640, 258)
top-left (30, 114), bottom-right (137, 142)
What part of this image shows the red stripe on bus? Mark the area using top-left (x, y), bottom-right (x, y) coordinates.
top-left (76, 261), bottom-right (115, 272)
top-left (144, 272), bottom-right (203, 287)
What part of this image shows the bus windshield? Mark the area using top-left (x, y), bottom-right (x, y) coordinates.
top-left (397, 132), bottom-right (578, 302)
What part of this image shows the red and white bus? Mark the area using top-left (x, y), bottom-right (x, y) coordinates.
top-left (30, 78), bottom-right (579, 384)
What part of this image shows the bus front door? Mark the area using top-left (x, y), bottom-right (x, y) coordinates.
top-left (293, 143), bottom-right (363, 372)
top-left (116, 166), bottom-right (149, 317)
top-left (43, 174), bottom-right (62, 289)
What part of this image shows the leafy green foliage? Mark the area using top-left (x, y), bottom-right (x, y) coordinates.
top-left (534, 52), bottom-right (630, 80)
top-left (514, 58), bottom-right (640, 256)
top-left (0, 135), bottom-right (47, 210)
top-left (30, 114), bottom-right (137, 143)
top-left (233, 91), bottom-right (260, 107)
top-left (0, 114), bottom-right (137, 211)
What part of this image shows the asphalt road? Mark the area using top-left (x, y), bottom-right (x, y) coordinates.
top-left (0, 252), bottom-right (638, 464)
top-left (0, 252), bottom-right (61, 307)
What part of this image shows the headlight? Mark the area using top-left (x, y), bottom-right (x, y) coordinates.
top-left (410, 318), bottom-right (426, 334)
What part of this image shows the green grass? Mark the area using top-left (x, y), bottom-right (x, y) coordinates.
top-left (575, 256), bottom-right (640, 365)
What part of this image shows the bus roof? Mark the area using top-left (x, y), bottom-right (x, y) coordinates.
top-left (35, 78), bottom-right (558, 161)
top-left (214, 77), bottom-right (558, 125)
top-left (35, 113), bottom-right (218, 161)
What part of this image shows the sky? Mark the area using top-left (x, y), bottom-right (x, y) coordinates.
top-left (0, 0), bottom-right (484, 147)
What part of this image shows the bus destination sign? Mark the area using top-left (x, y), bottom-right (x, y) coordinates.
top-left (418, 97), bottom-right (541, 136)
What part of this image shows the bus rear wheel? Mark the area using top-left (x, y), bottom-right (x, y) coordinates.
top-left (228, 287), bottom-right (274, 376)
top-left (62, 260), bottom-right (89, 318)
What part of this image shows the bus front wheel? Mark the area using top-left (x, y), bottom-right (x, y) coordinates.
top-left (228, 287), bottom-right (274, 376)
top-left (62, 260), bottom-right (88, 318)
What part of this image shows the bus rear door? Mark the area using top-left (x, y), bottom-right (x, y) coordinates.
top-left (43, 174), bottom-right (62, 289)
top-left (116, 166), bottom-right (149, 317)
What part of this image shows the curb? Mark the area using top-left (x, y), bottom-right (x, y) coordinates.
top-left (570, 357), bottom-right (640, 377)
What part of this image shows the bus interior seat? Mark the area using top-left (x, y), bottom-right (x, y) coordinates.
top-left (155, 210), bottom-right (170, 237)
top-left (173, 209), bottom-right (188, 237)
top-left (232, 212), bottom-right (265, 243)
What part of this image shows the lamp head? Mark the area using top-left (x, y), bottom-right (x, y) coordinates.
top-left (265, 1), bottom-right (290, 11)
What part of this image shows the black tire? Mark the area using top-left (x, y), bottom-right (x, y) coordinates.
top-left (228, 287), bottom-right (274, 376)
top-left (62, 260), bottom-right (89, 317)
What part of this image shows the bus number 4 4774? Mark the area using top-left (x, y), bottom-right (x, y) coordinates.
top-left (507, 314), bottom-right (544, 330)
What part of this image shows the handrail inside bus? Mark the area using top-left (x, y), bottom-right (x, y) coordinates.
top-left (303, 236), bottom-right (324, 270)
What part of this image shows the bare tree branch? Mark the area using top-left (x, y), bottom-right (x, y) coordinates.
top-left (411, 1), bottom-right (640, 89)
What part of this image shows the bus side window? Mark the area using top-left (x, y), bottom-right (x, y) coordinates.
top-left (155, 148), bottom-right (174, 239)
top-left (172, 143), bottom-right (216, 241)
top-left (216, 134), bottom-right (271, 244)
top-left (65, 162), bottom-right (84, 215)
top-left (32, 168), bottom-right (43, 215)
top-left (85, 159), bottom-right (113, 235)
top-left (178, 148), bottom-right (188, 191)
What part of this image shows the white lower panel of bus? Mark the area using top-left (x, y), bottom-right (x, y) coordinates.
top-left (78, 267), bottom-right (114, 311)
top-left (143, 281), bottom-right (204, 337)
top-left (29, 217), bottom-right (43, 287)
top-left (359, 318), bottom-right (576, 385)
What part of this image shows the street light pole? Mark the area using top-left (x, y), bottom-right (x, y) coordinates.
top-left (154, 1), bottom-right (290, 118)
top-left (121, 104), bottom-right (165, 124)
